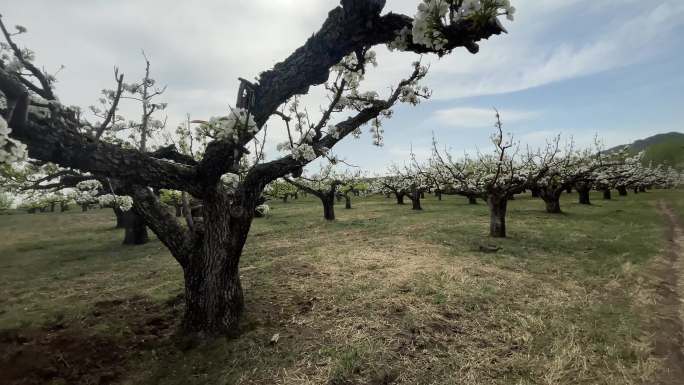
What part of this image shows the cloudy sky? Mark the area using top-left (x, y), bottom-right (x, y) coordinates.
top-left (4, 0), bottom-right (684, 173)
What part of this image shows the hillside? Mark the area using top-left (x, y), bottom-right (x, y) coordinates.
top-left (610, 132), bottom-right (684, 169)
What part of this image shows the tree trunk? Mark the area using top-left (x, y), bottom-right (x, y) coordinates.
top-left (639, 186), bottom-right (646, 193)
top-left (182, 194), bottom-right (247, 335)
top-left (60, 202), bottom-right (69, 212)
top-left (565, 186), bottom-right (572, 194)
top-left (487, 195), bottom-right (508, 238)
top-left (122, 210), bottom-right (149, 245)
top-left (435, 190), bottom-right (442, 201)
top-left (175, 205), bottom-right (183, 217)
top-left (411, 191), bottom-right (422, 210)
top-left (633, 187), bottom-right (639, 194)
top-left (395, 192), bottom-right (405, 205)
top-left (282, 195), bottom-right (288, 203)
top-left (345, 195), bottom-right (351, 209)
top-left (617, 186), bottom-right (628, 196)
top-left (468, 195), bottom-right (477, 205)
top-left (49, 202), bottom-right (56, 212)
top-left (81, 204), bottom-right (88, 212)
top-left (113, 207), bottom-right (126, 228)
top-left (531, 187), bottom-right (540, 198)
top-left (322, 197), bottom-right (335, 220)
top-left (542, 192), bottom-right (562, 213)
top-left (603, 189), bottom-right (611, 200)
top-left (28, 208), bottom-right (36, 214)
top-left (578, 188), bottom-right (591, 205)
top-left (420, 191), bottom-right (425, 199)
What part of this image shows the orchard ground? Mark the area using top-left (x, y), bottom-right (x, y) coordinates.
top-left (1, 190), bottom-right (683, 385)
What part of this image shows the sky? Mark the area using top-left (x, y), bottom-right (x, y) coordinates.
top-left (4, 0), bottom-right (684, 174)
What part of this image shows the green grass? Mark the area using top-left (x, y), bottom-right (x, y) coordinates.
top-left (0, 189), bottom-right (682, 384)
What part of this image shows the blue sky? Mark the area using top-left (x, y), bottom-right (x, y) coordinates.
top-left (4, 0), bottom-right (684, 174)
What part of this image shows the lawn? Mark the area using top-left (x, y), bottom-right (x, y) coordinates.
top-left (0, 189), bottom-right (682, 385)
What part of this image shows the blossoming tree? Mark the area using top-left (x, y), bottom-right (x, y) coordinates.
top-left (431, 111), bottom-right (556, 237)
top-left (0, 0), bottom-right (514, 335)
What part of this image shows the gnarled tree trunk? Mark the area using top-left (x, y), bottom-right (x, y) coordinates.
top-left (541, 190), bottom-right (562, 213)
top-left (487, 195), bottom-right (508, 238)
top-left (122, 209), bottom-right (149, 245)
top-left (182, 193), bottom-right (248, 335)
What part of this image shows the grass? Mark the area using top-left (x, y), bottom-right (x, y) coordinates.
top-left (0, 189), bottom-right (682, 384)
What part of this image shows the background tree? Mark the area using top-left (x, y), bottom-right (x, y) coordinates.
top-left (285, 164), bottom-right (345, 220)
top-left (432, 111), bottom-right (555, 237)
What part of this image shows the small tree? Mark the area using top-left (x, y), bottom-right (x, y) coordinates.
top-left (284, 164), bottom-right (346, 220)
top-left (432, 111), bottom-right (555, 237)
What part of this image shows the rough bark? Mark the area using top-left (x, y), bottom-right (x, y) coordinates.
top-left (541, 191), bottom-right (562, 214)
top-left (122, 209), bottom-right (149, 245)
top-left (487, 195), bottom-right (508, 238)
top-left (181, 192), bottom-right (249, 335)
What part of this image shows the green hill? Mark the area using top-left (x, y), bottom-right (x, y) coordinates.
top-left (610, 132), bottom-right (684, 169)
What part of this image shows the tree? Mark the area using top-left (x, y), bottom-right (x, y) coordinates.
top-left (431, 111), bottom-right (555, 237)
top-left (529, 140), bottom-right (606, 214)
top-left (284, 164), bottom-right (348, 220)
top-left (0, 1), bottom-right (513, 335)
top-left (390, 159), bottom-right (431, 211)
top-left (265, 179), bottom-right (298, 203)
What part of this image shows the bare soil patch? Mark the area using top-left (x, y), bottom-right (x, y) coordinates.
top-left (652, 202), bottom-right (684, 384)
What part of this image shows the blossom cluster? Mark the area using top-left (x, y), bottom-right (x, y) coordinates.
top-left (410, 0), bottom-right (515, 51)
top-left (277, 142), bottom-right (318, 162)
top-left (97, 194), bottom-right (133, 211)
top-left (0, 115), bottom-right (28, 165)
top-left (200, 107), bottom-right (258, 142)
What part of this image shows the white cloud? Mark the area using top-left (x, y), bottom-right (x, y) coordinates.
top-left (433, 107), bottom-right (540, 129)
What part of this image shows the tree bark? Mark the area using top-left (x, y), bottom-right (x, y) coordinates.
top-left (60, 202), bottom-right (69, 212)
top-left (175, 205), bottom-right (183, 217)
top-left (122, 210), bottom-right (149, 245)
top-left (322, 197), bottom-right (335, 220)
top-left (541, 191), bottom-right (562, 213)
top-left (531, 187), bottom-right (540, 198)
top-left (49, 202), bottom-right (56, 212)
top-left (603, 189), bottom-right (612, 200)
top-left (639, 186), bottom-right (646, 193)
top-left (468, 195), bottom-right (477, 205)
top-left (410, 190), bottom-right (422, 210)
top-left (344, 195), bottom-right (352, 209)
top-left (282, 195), bottom-right (288, 203)
top-left (617, 186), bottom-right (628, 196)
top-left (182, 193), bottom-right (247, 336)
top-left (81, 204), bottom-right (88, 212)
top-left (578, 188), bottom-right (591, 205)
top-left (435, 189), bottom-right (442, 201)
top-left (395, 192), bottom-right (405, 205)
top-left (565, 186), bottom-right (572, 194)
top-left (487, 195), bottom-right (508, 238)
top-left (113, 207), bottom-right (126, 228)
